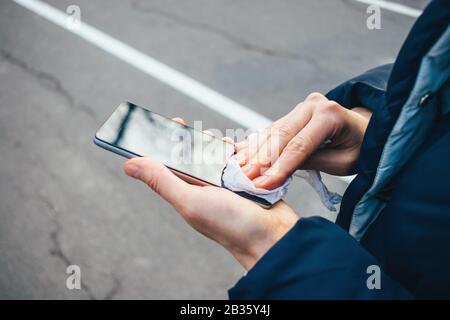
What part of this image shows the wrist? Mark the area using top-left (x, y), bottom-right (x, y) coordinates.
top-left (226, 237), bottom-right (272, 271)
top-left (229, 215), bottom-right (299, 271)
top-left (351, 106), bottom-right (373, 120)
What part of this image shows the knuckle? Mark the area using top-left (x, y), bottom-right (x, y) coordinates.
top-left (306, 92), bottom-right (325, 102)
top-left (273, 125), bottom-right (292, 140)
top-left (318, 102), bottom-right (344, 126)
top-left (143, 171), bottom-right (160, 191)
top-left (142, 163), bottom-right (165, 191)
top-left (285, 135), bottom-right (311, 156)
top-left (294, 101), bottom-right (305, 110)
top-left (321, 100), bottom-right (341, 114)
top-left (256, 154), bottom-right (272, 167)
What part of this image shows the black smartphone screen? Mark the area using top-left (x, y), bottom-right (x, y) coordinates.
top-left (95, 102), bottom-right (235, 186)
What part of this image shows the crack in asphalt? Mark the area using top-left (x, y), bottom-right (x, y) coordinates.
top-left (0, 48), bottom-right (125, 180)
top-left (39, 192), bottom-right (123, 300)
top-left (131, 0), bottom-right (323, 69)
top-left (38, 193), bottom-right (97, 300)
top-left (0, 48), bottom-right (97, 119)
top-left (1, 50), bottom-right (127, 299)
top-left (103, 275), bottom-right (122, 300)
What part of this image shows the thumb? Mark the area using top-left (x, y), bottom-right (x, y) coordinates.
top-left (124, 157), bottom-right (193, 209)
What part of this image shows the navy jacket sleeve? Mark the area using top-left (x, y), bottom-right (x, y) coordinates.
top-left (228, 217), bottom-right (412, 299)
top-left (326, 64), bottom-right (393, 112)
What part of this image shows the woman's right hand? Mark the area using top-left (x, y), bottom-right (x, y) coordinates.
top-left (234, 92), bottom-right (372, 190)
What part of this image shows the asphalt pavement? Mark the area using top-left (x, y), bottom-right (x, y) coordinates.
top-left (0, 0), bottom-right (427, 299)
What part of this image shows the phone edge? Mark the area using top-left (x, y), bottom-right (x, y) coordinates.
top-left (93, 132), bottom-right (273, 209)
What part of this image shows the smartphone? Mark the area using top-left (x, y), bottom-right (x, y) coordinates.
top-left (94, 102), bottom-right (272, 208)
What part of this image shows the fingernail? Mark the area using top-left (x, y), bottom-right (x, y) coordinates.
top-left (241, 163), bottom-right (252, 173)
top-left (253, 175), bottom-right (268, 186)
top-left (125, 163), bottom-right (141, 179)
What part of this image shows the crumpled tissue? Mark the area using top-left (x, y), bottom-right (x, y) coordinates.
top-left (222, 158), bottom-right (342, 211)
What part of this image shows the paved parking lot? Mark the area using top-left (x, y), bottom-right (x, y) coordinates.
top-left (0, 0), bottom-right (427, 299)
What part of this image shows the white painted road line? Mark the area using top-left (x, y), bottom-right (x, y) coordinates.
top-left (13, 0), bottom-right (272, 130)
top-left (352, 0), bottom-right (422, 18)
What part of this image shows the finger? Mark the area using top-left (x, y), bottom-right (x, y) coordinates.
top-left (233, 140), bottom-right (248, 164)
top-left (240, 128), bottom-right (280, 178)
top-left (235, 126), bottom-right (271, 154)
top-left (203, 130), bottom-right (214, 137)
top-left (246, 130), bottom-right (270, 162)
top-left (235, 122), bottom-right (278, 166)
top-left (124, 157), bottom-right (195, 212)
top-left (244, 107), bottom-right (313, 180)
top-left (222, 136), bottom-right (234, 144)
top-left (243, 127), bottom-right (293, 180)
top-left (234, 140), bottom-right (247, 152)
top-left (172, 117), bottom-right (186, 125)
top-left (301, 147), bottom-right (359, 176)
top-left (253, 117), bottom-right (333, 189)
top-left (232, 151), bottom-right (247, 165)
top-left (235, 132), bottom-right (264, 167)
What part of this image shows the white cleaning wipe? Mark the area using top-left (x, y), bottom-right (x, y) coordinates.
top-left (221, 158), bottom-right (342, 210)
top-left (222, 158), bottom-right (291, 205)
top-left (294, 170), bottom-right (342, 212)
